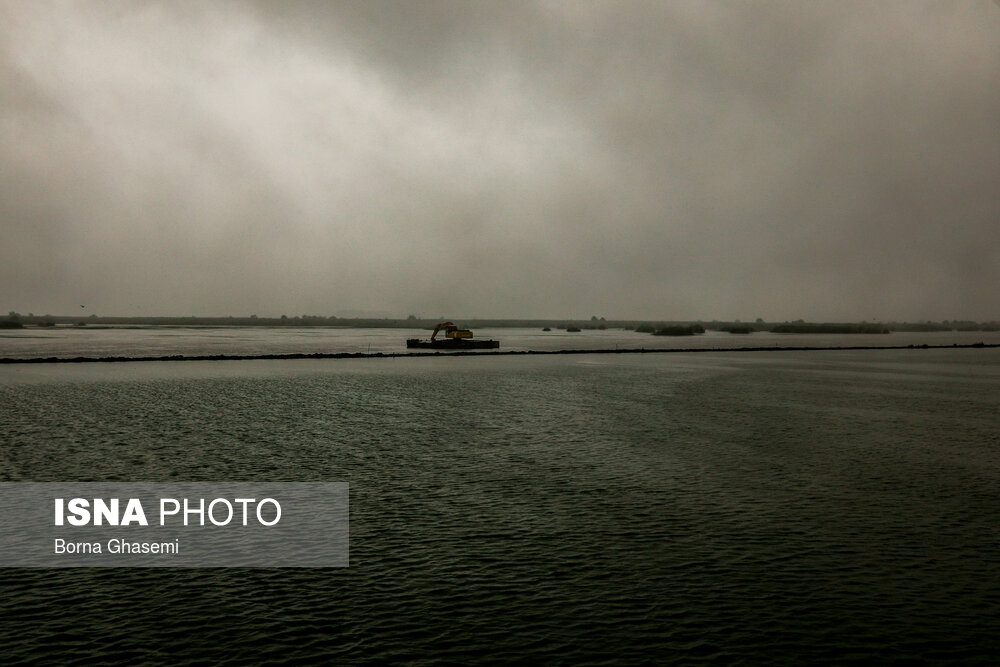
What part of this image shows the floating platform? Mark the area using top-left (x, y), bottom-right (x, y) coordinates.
top-left (406, 338), bottom-right (500, 350)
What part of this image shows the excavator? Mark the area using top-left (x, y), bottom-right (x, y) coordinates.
top-left (406, 322), bottom-right (500, 350)
top-left (431, 322), bottom-right (473, 341)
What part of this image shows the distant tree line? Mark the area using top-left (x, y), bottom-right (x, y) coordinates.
top-left (2, 311), bottom-right (998, 333)
top-left (769, 323), bottom-right (889, 334)
top-left (652, 324), bottom-right (705, 336)
top-left (633, 320), bottom-right (999, 336)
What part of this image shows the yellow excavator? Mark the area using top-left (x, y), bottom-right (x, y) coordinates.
top-left (406, 321), bottom-right (499, 350)
top-left (431, 322), bottom-right (473, 341)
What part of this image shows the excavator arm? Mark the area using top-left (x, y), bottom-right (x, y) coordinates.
top-left (430, 322), bottom-right (454, 341)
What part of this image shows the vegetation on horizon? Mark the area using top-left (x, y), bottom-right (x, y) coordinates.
top-left (653, 324), bottom-right (705, 336)
top-left (1, 311), bottom-right (998, 333)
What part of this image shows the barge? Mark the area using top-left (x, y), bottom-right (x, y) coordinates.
top-left (406, 321), bottom-right (500, 350)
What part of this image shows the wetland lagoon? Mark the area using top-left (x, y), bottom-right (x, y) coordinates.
top-left (1, 327), bottom-right (999, 664)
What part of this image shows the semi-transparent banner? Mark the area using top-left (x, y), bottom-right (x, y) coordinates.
top-left (0, 483), bottom-right (348, 567)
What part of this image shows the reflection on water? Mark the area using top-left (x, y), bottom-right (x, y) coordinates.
top-left (1, 349), bottom-right (998, 664)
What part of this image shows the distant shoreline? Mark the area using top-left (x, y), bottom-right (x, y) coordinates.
top-left (2, 314), bottom-right (998, 334)
top-left (1, 342), bottom-right (996, 364)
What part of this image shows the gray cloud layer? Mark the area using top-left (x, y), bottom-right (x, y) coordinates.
top-left (2, 1), bottom-right (998, 320)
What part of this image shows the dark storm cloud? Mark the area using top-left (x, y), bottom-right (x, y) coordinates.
top-left (2, 1), bottom-right (998, 319)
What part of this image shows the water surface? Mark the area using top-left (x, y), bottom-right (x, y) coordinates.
top-left (3, 325), bottom-right (998, 359)
top-left (1, 349), bottom-right (998, 664)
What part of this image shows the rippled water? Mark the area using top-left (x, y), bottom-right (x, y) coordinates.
top-left (2, 349), bottom-right (999, 664)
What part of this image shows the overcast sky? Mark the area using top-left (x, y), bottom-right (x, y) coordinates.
top-left (2, 1), bottom-right (998, 321)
